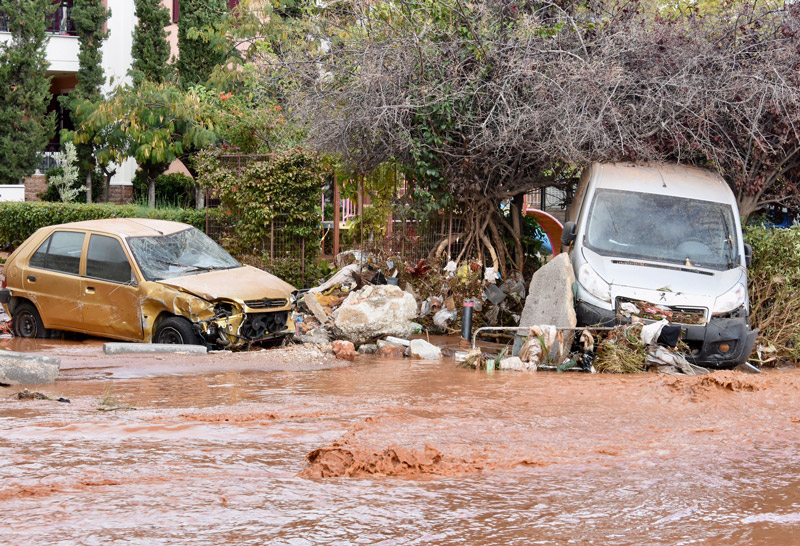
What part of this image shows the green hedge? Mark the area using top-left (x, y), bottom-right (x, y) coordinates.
top-left (0, 202), bottom-right (210, 247)
top-left (744, 224), bottom-right (800, 362)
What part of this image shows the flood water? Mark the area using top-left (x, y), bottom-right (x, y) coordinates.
top-left (2, 340), bottom-right (800, 545)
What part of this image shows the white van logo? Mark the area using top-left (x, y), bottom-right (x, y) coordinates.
top-left (659, 292), bottom-right (667, 301)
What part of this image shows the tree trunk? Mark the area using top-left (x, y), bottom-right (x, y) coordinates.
top-left (511, 193), bottom-right (525, 271)
top-left (148, 178), bottom-right (156, 208)
top-left (737, 193), bottom-right (762, 222)
top-left (85, 172), bottom-right (92, 204)
top-left (195, 184), bottom-right (205, 209)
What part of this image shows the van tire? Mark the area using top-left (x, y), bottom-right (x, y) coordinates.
top-left (154, 317), bottom-right (204, 345)
top-left (12, 302), bottom-right (50, 339)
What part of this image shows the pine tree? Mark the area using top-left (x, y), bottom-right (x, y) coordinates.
top-left (72, 0), bottom-right (110, 101)
top-left (70, 0), bottom-right (111, 202)
top-left (131, 0), bottom-right (172, 83)
top-left (0, 0), bottom-right (57, 184)
top-left (176, 0), bottom-right (229, 87)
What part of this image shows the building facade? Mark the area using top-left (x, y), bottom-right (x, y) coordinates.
top-left (0, 0), bottom-right (183, 203)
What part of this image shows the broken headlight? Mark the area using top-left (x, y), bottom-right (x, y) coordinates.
top-left (577, 263), bottom-right (611, 303)
top-left (712, 282), bottom-right (746, 316)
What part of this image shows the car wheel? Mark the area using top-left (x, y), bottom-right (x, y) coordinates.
top-left (154, 317), bottom-right (204, 345)
top-left (12, 302), bottom-right (50, 339)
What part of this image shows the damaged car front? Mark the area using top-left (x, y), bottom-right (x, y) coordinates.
top-left (126, 225), bottom-right (296, 349)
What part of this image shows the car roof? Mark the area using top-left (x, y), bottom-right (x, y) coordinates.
top-left (47, 218), bottom-right (192, 238)
top-left (590, 162), bottom-right (737, 205)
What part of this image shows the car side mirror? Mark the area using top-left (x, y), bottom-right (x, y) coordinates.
top-left (744, 243), bottom-right (753, 268)
top-left (561, 221), bottom-right (577, 246)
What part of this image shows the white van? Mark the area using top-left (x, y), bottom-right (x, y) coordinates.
top-left (561, 163), bottom-right (757, 368)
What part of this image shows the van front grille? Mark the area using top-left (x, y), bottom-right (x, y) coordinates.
top-left (617, 298), bottom-right (707, 325)
top-left (245, 298), bottom-right (288, 309)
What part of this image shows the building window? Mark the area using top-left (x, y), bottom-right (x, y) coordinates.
top-left (46, 0), bottom-right (76, 35)
top-left (0, 1), bottom-right (75, 35)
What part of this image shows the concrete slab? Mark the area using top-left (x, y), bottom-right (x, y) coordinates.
top-left (103, 343), bottom-right (208, 355)
top-left (513, 253), bottom-right (577, 356)
top-left (0, 350), bottom-right (60, 385)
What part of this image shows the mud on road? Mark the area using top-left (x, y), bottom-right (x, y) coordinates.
top-left (2, 339), bottom-right (800, 545)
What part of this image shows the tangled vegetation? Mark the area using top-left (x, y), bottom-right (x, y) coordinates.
top-left (745, 225), bottom-right (800, 363)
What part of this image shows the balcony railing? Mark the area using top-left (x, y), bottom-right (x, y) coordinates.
top-left (36, 144), bottom-right (62, 175)
top-left (0, 1), bottom-right (76, 36)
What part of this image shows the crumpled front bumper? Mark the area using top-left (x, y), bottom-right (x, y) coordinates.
top-left (576, 301), bottom-right (758, 368)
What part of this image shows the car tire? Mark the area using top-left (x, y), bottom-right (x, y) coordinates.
top-left (154, 317), bottom-right (204, 345)
top-left (12, 302), bottom-right (50, 339)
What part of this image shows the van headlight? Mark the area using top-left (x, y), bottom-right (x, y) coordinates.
top-left (577, 263), bottom-right (611, 303)
top-left (712, 283), bottom-right (746, 315)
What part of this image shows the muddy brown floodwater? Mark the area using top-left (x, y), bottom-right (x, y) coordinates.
top-left (2, 337), bottom-right (800, 545)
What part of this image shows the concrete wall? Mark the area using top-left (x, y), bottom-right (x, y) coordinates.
top-left (0, 185), bottom-right (25, 202)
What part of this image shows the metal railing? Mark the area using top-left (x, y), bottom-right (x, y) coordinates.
top-left (35, 144), bottom-right (62, 175)
top-left (0, 2), bottom-right (76, 36)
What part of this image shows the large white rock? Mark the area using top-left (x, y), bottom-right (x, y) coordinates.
top-left (332, 285), bottom-right (417, 345)
top-left (409, 339), bottom-right (443, 360)
top-left (0, 350), bottom-right (60, 385)
top-left (513, 253), bottom-right (577, 356)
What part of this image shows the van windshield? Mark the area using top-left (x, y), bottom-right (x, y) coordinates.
top-left (585, 189), bottom-right (739, 271)
top-left (128, 227), bottom-right (240, 281)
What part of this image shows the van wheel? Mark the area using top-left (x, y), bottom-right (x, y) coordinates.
top-left (154, 317), bottom-right (203, 345)
top-left (12, 302), bottom-right (50, 338)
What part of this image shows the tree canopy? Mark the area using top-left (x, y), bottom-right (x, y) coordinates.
top-left (269, 0), bottom-right (800, 270)
top-left (131, 0), bottom-right (173, 83)
top-left (74, 82), bottom-right (220, 207)
top-left (176, 0), bottom-right (231, 87)
top-left (0, 0), bottom-right (56, 185)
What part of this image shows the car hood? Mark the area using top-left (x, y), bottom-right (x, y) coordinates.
top-left (157, 265), bottom-right (295, 302)
top-left (582, 247), bottom-right (745, 312)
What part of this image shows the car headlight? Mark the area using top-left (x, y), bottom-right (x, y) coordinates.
top-left (577, 263), bottom-right (611, 303)
top-left (712, 282), bottom-right (746, 315)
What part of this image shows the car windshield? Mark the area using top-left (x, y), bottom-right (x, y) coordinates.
top-left (585, 189), bottom-right (739, 271)
top-left (127, 227), bottom-right (240, 281)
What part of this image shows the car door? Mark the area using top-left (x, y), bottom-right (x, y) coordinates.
top-left (80, 233), bottom-right (143, 340)
top-left (22, 230), bottom-right (86, 330)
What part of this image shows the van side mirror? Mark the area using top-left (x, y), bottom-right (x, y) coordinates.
top-left (744, 243), bottom-right (753, 268)
top-left (561, 221), bottom-right (577, 246)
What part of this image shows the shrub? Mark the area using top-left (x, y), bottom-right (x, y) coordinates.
top-left (0, 201), bottom-right (212, 247)
top-left (744, 224), bottom-right (800, 362)
top-left (133, 171), bottom-right (197, 208)
top-left (195, 148), bottom-right (326, 288)
top-left (39, 166), bottom-right (105, 203)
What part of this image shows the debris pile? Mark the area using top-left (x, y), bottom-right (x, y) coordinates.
top-left (292, 251), bottom-right (529, 360)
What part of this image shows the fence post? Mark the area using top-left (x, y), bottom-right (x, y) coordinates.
top-left (270, 218), bottom-right (275, 267)
top-left (301, 238), bottom-right (306, 287)
top-left (448, 211), bottom-right (453, 260)
top-left (333, 177), bottom-right (340, 257)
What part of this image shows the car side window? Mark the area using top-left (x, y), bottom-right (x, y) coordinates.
top-left (86, 235), bottom-right (133, 284)
top-left (29, 231), bottom-right (85, 275)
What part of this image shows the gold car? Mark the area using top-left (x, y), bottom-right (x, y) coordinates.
top-left (0, 219), bottom-right (295, 348)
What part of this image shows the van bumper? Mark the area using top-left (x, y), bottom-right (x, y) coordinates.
top-left (576, 301), bottom-right (758, 368)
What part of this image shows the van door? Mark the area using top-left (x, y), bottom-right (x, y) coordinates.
top-left (80, 234), bottom-right (143, 340)
top-left (23, 230), bottom-right (86, 329)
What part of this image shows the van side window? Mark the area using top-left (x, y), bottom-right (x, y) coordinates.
top-left (87, 235), bottom-right (133, 284)
top-left (29, 231), bottom-right (85, 275)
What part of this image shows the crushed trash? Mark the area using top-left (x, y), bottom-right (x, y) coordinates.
top-left (617, 298), bottom-right (706, 325)
top-left (433, 308), bottom-right (457, 329)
